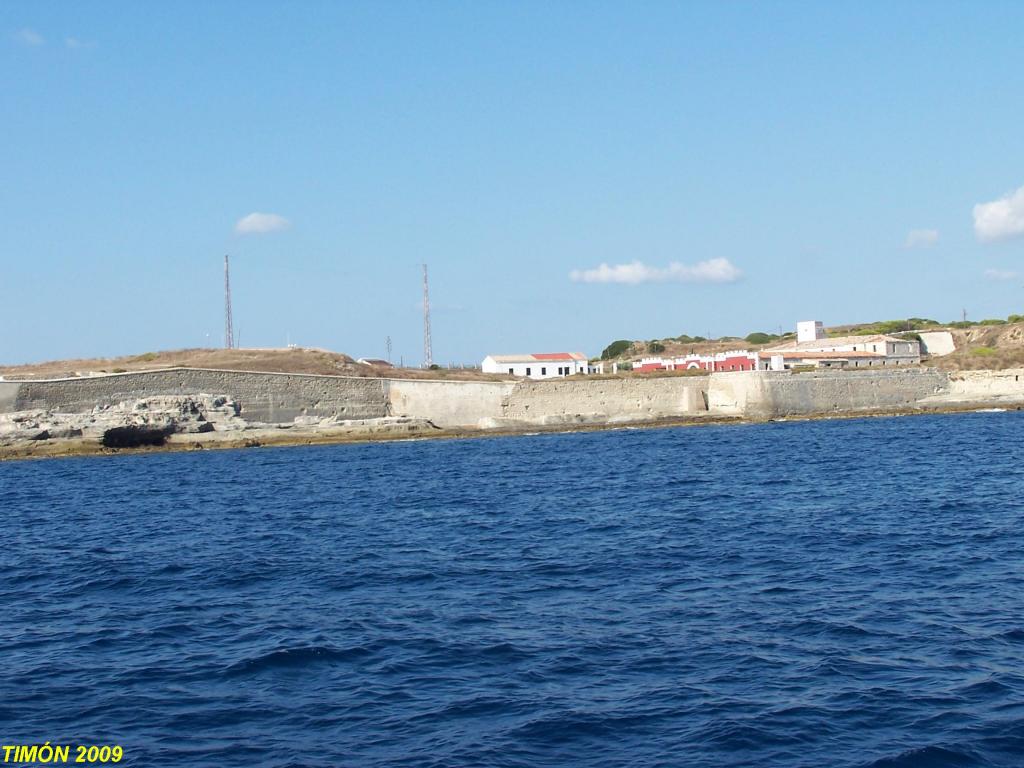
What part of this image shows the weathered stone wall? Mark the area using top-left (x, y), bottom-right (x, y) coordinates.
top-left (919, 331), bottom-right (956, 357)
top-left (500, 376), bottom-right (709, 425)
top-left (8, 369), bottom-right (388, 423)
top-left (7, 366), bottom-right (1022, 432)
top-left (709, 369), bottom-right (950, 419)
top-left (387, 379), bottom-right (513, 428)
top-left (0, 382), bottom-right (19, 414)
top-left (387, 377), bottom-right (709, 428)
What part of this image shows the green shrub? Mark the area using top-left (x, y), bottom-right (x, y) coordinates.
top-left (850, 318), bottom-right (940, 336)
top-left (1009, 314), bottom-right (1024, 323)
top-left (648, 341), bottom-right (666, 353)
top-left (675, 334), bottom-right (707, 344)
top-left (745, 332), bottom-right (779, 345)
top-left (111, 368), bottom-right (127, 373)
top-left (979, 319), bottom-right (1007, 326)
top-left (601, 340), bottom-right (633, 360)
top-left (971, 347), bottom-right (997, 356)
top-left (948, 321), bottom-right (974, 329)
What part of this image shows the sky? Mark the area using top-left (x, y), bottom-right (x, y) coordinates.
top-left (2, 1), bottom-right (1023, 366)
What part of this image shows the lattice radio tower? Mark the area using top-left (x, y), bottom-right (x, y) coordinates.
top-left (422, 264), bottom-right (433, 367)
top-left (224, 254), bottom-right (235, 349)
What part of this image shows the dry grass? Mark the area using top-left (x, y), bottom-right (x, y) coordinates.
top-left (628, 322), bottom-right (1024, 372)
top-left (0, 347), bottom-right (512, 382)
top-left (925, 323), bottom-right (1024, 371)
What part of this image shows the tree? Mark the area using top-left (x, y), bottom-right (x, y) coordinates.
top-left (601, 340), bottom-right (633, 360)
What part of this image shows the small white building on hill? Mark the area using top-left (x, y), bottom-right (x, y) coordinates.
top-left (482, 352), bottom-right (589, 379)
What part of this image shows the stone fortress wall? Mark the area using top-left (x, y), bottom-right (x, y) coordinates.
top-left (385, 379), bottom-right (514, 427)
top-left (3, 369), bottom-right (389, 423)
top-left (497, 376), bottom-right (708, 426)
top-left (707, 369), bottom-right (952, 419)
top-left (3, 366), bottom-right (1024, 430)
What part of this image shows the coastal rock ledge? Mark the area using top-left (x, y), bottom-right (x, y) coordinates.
top-left (0, 395), bottom-right (247, 446)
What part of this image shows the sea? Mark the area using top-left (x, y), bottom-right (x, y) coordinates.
top-left (2, 412), bottom-right (1024, 767)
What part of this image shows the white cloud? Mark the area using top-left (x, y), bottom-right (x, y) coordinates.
top-left (983, 268), bottom-right (1019, 282)
top-left (904, 229), bottom-right (938, 248)
top-left (16, 28), bottom-right (44, 46)
top-left (235, 212), bottom-right (290, 234)
top-left (569, 258), bottom-right (742, 285)
top-left (64, 36), bottom-right (93, 49)
top-left (974, 186), bottom-right (1024, 242)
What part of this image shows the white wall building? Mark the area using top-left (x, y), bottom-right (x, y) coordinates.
top-left (761, 321), bottom-right (921, 369)
top-left (797, 320), bottom-right (826, 343)
top-left (482, 352), bottom-right (589, 379)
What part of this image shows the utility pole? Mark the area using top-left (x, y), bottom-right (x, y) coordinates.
top-left (224, 255), bottom-right (234, 349)
top-left (422, 264), bottom-right (433, 367)
top-left (962, 308), bottom-right (967, 323)
top-left (386, 335), bottom-right (392, 363)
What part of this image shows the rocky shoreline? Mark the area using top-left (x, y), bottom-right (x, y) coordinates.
top-left (1, 391), bottom-right (1018, 462)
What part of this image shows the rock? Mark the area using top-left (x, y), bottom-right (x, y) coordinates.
top-left (0, 394), bottom-right (248, 447)
top-left (43, 427), bottom-right (83, 439)
top-left (102, 425), bottom-right (173, 448)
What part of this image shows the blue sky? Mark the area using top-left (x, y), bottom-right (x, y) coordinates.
top-left (2, 1), bottom-right (1023, 366)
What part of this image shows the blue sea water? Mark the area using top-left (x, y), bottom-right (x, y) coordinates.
top-left (2, 412), bottom-right (1024, 767)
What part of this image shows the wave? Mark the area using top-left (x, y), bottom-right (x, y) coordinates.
top-left (222, 645), bottom-right (375, 676)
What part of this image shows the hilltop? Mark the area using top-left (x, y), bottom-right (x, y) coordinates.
top-left (600, 315), bottom-right (1024, 371)
top-left (0, 347), bottom-right (509, 382)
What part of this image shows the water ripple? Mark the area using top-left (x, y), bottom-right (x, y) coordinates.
top-left (1, 412), bottom-right (1023, 766)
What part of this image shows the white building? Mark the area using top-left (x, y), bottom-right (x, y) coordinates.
top-left (482, 352), bottom-right (589, 379)
top-left (797, 320), bottom-right (826, 343)
top-left (760, 321), bottom-right (921, 369)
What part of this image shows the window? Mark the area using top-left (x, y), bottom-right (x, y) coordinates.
top-left (526, 368), bottom-right (531, 376)
top-left (541, 367), bottom-right (546, 375)
top-left (508, 368), bottom-right (514, 374)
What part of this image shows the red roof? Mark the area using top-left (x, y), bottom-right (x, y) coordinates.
top-left (532, 352), bottom-right (576, 361)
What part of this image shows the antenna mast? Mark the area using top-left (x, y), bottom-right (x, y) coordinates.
top-left (224, 254), bottom-right (235, 349)
top-left (422, 264), bottom-right (433, 367)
